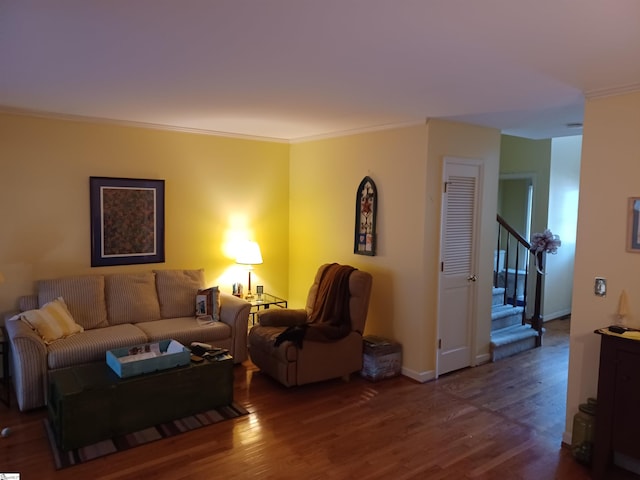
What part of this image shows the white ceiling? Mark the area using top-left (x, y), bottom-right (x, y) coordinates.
top-left (1, 1), bottom-right (639, 142)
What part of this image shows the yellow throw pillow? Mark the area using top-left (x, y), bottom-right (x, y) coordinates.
top-left (21, 297), bottom-right (84, 344)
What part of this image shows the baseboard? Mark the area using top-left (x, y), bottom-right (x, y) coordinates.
top-left (562, 430), bottom-right (572, 447)
top-left (401, 366), bottom-right (435, 383)
top-left (543, 308), bottom-right (571, 322)
top-left (475, 353), bottom-right (491, 365)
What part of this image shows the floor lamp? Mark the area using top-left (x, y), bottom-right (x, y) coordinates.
top-left (236, 241), bottom-right (263, 301)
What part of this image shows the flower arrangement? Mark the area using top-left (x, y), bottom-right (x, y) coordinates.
top-left (529, 229), bottom-right (561, 274)
top-left (530, 229), bottom-right (561, 255)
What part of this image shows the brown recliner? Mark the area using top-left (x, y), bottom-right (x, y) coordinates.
top-left (248, 263), bottom-right (373, 387)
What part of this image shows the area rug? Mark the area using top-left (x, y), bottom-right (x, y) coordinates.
top-left (44, 401), bottom-right (249, 469)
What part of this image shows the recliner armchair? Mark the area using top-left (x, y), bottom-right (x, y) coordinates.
top-left (248, 263), bottom-right (373, 387)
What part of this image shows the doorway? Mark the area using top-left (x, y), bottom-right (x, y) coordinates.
top-left (437, 157), bottom-right (482, 376)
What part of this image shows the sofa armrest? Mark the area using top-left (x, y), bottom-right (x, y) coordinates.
top-left (5, 316), bottom-right (49, 411)
top-left (218, 292), bottom-right (251, 363)
top-left (258, 309), bottom-right (307, 327)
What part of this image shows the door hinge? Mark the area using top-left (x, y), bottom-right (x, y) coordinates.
top-left (444, 181), bottom-right (450, 193)
top-left (440, 261), bottom-right (444, 272)
top-left (438, 339), bottom-right (442, 349)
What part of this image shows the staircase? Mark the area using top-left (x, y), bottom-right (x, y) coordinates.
top-left (490, 287), bottom-right (539, 361)
top-left (489, 215), bottom-right (544, 361)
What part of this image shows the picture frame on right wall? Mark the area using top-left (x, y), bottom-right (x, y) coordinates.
top-left (627, 197), bottom-right (640, 252)
top-left (354, 176), bottom-right (377, 256)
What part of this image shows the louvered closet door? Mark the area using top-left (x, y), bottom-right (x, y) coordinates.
top-left (437, 158), bottom-right (482, 376)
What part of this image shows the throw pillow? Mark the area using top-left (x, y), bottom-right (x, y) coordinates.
top-left (20, 297), bottom-right (84, 344)
top-left (196, 286), bottom-right (221, 321)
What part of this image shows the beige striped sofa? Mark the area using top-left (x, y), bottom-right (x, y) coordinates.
top-left (5, 269), bottom-right (251, 411)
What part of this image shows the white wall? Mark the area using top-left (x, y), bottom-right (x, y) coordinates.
top-left (544, 136), bottom-right (581, 320)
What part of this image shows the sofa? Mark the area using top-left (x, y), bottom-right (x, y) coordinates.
top-left (4, 269), bottom-right (251, 411)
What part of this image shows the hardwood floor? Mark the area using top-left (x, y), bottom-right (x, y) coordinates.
top-left (0, 319), bottom-right (621, 479)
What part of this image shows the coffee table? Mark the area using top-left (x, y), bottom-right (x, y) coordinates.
top-left (48, 356), bottom-right (233, 450)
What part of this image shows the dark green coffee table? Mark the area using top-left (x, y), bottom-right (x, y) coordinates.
top-left (48, 357), bottom-right (233, 450)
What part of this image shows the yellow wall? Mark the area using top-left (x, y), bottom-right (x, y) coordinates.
top-left (0, 112), bottom-right (290, 314)
top-left (289, 124), bottom-right (429, 374)
top-left (289, 120), bottom-right (500, 379)
top-left (2, 111), bottom-right (500, 383)
top-left (566, 90), bottom-right (640, 440)
top-left (500, 135), bottom-right (552, 236)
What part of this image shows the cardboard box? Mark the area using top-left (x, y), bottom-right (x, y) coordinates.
top-left (106, 339), bottom-right (190, 378)
top-left (361, 335), bottom-right (402, 381)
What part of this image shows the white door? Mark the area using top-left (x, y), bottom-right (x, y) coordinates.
top-left (437, 158), bottom-right (482, 376)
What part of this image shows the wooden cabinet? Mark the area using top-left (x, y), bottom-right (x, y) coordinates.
top-left (593, 331), bottom-right (640, 478)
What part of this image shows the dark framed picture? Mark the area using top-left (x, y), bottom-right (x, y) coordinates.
top-left (90, 177), bottom-right (165, 266)
top-left (354, 176), bottom-right (377, 256)
top-left (627, 197), bottom-right (640, 252)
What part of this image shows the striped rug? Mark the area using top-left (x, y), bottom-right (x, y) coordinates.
top-left (44, 402), bottom-right (249, 469)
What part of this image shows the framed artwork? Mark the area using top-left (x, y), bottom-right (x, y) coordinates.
top-left (627, 197), bottom-right (640, 252)
top-left (90, 177), bottom-right (165, 266)
top-left (354, 176), bottom-right (377, 256)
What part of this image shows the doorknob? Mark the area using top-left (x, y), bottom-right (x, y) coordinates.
top-left (467, 274), bottom-right (477, 282)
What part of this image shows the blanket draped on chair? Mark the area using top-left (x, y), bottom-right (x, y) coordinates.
top-left (274, 263), bottom-right (355, 348)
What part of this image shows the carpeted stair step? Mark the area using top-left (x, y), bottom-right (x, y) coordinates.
top-left (490, 324), bottom-right (541, 361)
top-left (491, 304), bottom-right (524, 331)
top-left (492, 287), bottom-right (505, 306)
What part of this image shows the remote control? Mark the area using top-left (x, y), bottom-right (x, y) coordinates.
top-left (190, 345), bottom-right (208, 356)
top-left (609, 325), bottom-right (630, 334)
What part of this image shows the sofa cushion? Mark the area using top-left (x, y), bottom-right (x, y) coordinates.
top-left (47, 323), bottom-right (148, 370)
top-left (105, 272), bottom-right (162, 325)
top-left (154, 269), bottom-right (205, 318)
top-left (38, 275), bottom-right (109, 330)
top-left (19, 294), bottom-right (39, 312)
top-left (135, 316), bottom-right (231, 347)
top-left (20, 297), bottom-right (84, 344)
top-left (248, 325), bottom-right (299, 362)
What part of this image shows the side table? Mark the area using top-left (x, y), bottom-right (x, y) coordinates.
top-left (0, 326), bottom-right (10, 407)
top-left (248, 293), bottom-right (287, 325)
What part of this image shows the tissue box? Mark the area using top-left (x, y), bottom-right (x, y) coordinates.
top-left (106, 339), bottom-right (190, 378)
top-left (361, 336), bottom-right (402, 381)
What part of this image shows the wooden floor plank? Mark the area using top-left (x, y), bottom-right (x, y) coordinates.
top-left (0, 319), bottom-right (605, 479)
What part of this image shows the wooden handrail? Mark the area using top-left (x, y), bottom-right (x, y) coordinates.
top-left (495, 214), bottom-right (543, 347)
top-left (497, 214), bottom-right (531, 249)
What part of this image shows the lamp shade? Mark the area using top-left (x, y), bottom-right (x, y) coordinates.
top-left (236, 241), bottom-right (263, 266)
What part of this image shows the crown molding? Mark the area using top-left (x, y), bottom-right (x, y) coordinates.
top-left (584, 83), bottom-right (640, 100)
top-left (1, 106), bottom-right (429, 144)
top-left (0, 106), bottom-right (290, 144)
top-left (289, 120), bottom-right (427, 144)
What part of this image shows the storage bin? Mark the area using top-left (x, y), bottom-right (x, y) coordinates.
top-left (361, 335), bottom-right (402, 381)
top-left (106, 339), bottom-right (190, 378)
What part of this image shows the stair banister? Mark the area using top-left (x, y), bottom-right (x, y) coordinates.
top-left (495, 214), bottom-right (543, 346)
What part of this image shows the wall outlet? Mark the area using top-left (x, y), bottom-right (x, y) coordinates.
top-left (595, 277), bottom-right (606, 296)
